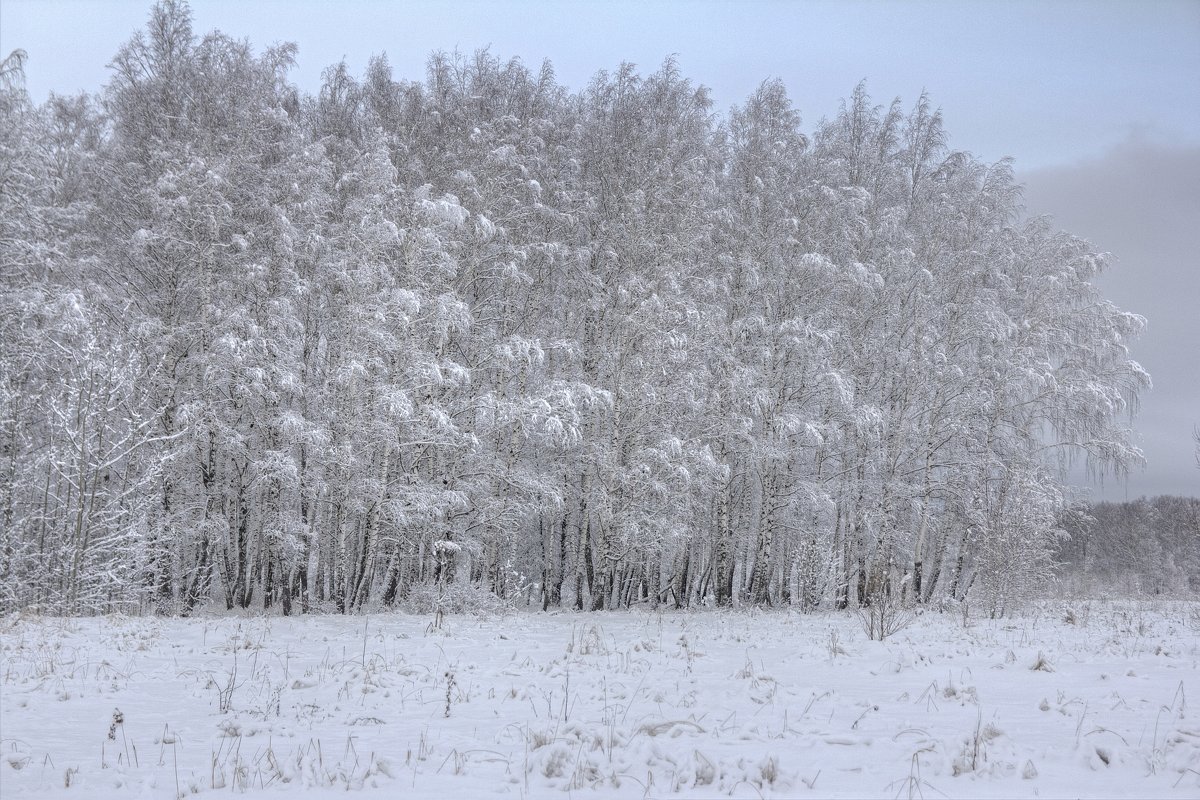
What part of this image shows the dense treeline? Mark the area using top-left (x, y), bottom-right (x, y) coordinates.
top-left (1059, 497), bottom-right (1200, 596)
top-left (0, 2), bottom-right (1149, 616)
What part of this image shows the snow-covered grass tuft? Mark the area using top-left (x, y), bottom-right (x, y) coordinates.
top-left (1, 600), bottom-right (1197, 798)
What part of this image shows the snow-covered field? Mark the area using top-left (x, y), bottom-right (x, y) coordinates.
top-left (2, 603), bottom-right (1198, 798)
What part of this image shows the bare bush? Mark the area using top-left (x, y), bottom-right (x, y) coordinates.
top-left (857, 584), bottom-right (914, 641)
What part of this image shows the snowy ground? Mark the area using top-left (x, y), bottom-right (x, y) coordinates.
top-left (2, 602), bottom-right (1198, 799)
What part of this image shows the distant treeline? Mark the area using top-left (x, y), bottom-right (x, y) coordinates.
top-left (0, 2), bottom-right (1148, 616)
top-left (1060, 497), bottom-right (1200, 596)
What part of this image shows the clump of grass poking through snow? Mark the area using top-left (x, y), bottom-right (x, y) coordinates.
top-left (103, 707), bottom-right (136, 768)
top-left (1030, 651), bottom-right (1055, 672)
top-left (444, 668), bottom-right (457, 718)
top-left (826, 630), bottom-right (848, 658)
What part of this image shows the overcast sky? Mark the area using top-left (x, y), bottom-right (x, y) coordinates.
top-left (3, 0), bottom-right (1198, 498)
top-left (1023, 139), bottom-right (1200, 501)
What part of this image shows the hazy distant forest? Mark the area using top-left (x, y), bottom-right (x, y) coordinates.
top-left (2, 1), bottom-right (1195, 618)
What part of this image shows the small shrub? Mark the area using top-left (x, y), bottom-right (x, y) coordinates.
top-left (403, 581), bottom-right (512, 616)
top-left (857, 585), bottom-right (914, 641)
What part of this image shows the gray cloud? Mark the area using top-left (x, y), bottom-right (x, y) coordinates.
top-left (1020, 137), bottom-right (1200, 499)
